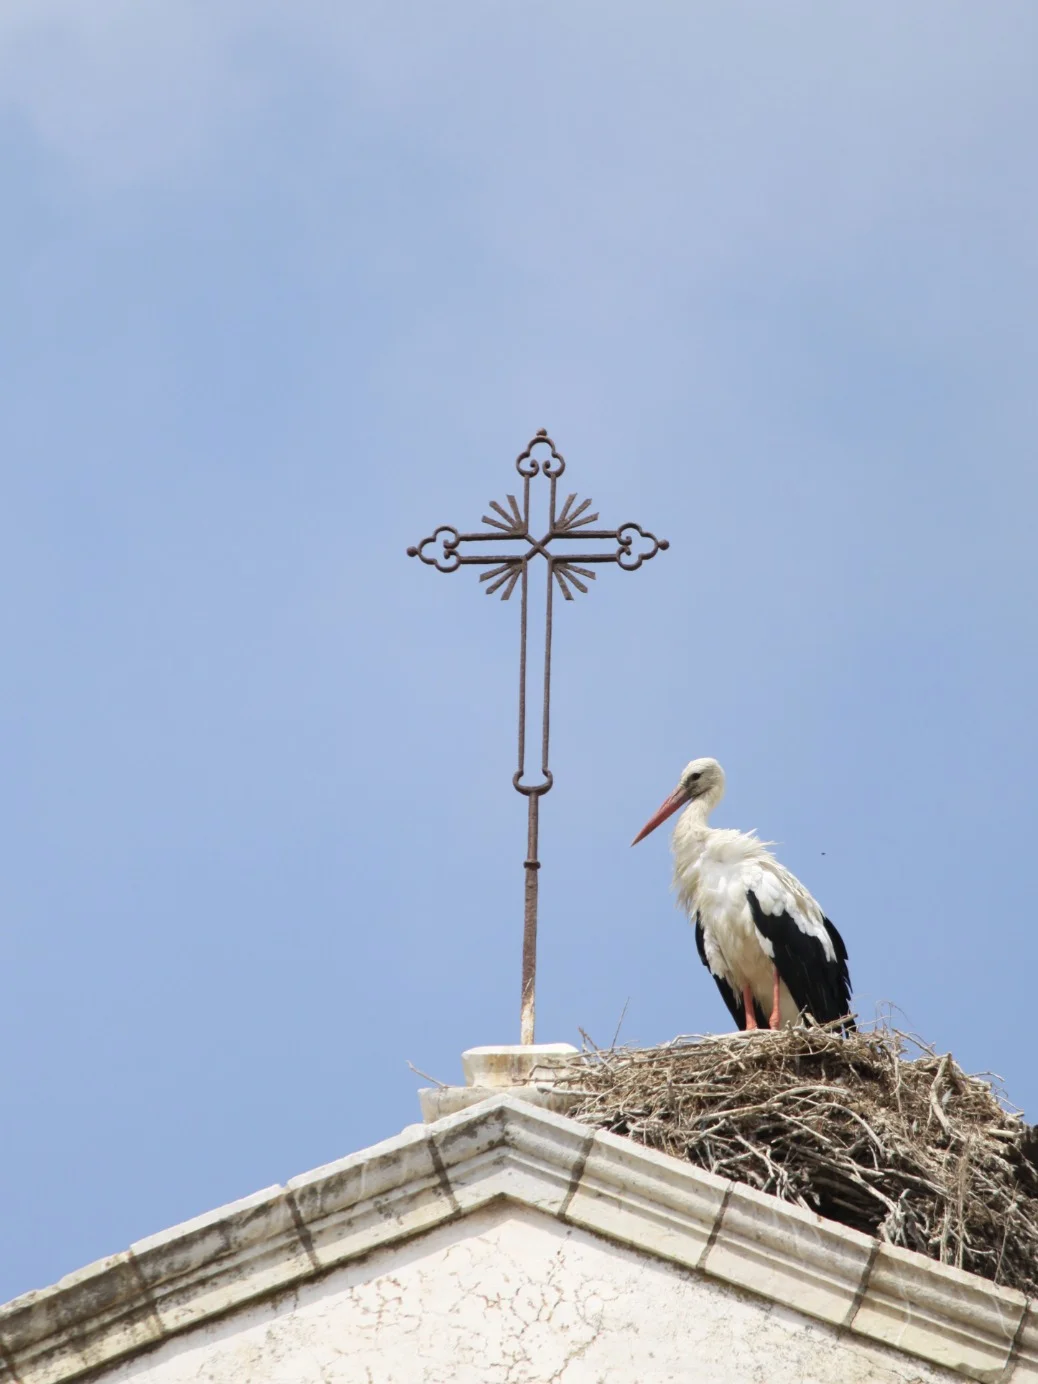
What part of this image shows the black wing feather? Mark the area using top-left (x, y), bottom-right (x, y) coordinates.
top-left (747, 892), bottom-right (854, 1030)
top-left (696, 914), bottom-right (768, 1031)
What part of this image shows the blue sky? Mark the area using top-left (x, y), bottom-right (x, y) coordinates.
top-left (1, 3), bottom-right (1036, 1303)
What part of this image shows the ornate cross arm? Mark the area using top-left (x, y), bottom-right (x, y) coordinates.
top-left (407, 429), bottom-right (668, 1044)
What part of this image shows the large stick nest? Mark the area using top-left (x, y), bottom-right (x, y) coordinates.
top-left (558, 1023), bottom-right (1038, 1296)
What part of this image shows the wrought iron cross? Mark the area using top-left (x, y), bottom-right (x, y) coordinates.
top-left (408, 430), bottom-right (668, 1044)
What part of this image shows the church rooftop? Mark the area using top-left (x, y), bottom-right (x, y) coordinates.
top-left (0, 1089), bottom-right (1034, 1384)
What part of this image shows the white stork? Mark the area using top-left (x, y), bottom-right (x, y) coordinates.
top-left (632, 758), bottom-right (853, 1032)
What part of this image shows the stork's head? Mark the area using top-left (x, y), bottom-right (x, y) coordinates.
top-left (630, 757), bottom-right (725, 845)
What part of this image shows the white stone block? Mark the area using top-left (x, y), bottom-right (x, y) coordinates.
top-left (850, 1241), bottom-right (1024, 1381)
top-left (703, 1181), bottom-right (874, 1327)
top-left (565, 1128), bottom-right (728, 1271)
top-left (432, 1095), bottom-right (592, 1216)
top-left (460, 1043), bottom-right (580, 1089)
top-left (0, 1252), bottom-right (163, 1384)
top-left (131, 1184), bottom-right (312, 1336)
top-left (418, 1083), bottom-right (583, 1122)
top-left (287, 1123), bottom-right (456, 1270)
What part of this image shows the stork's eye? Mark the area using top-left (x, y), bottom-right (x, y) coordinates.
top-left (688, 772), bottom-right (702, 784)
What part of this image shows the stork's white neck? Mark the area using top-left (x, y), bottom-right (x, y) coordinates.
top-left (671, 795), bottom-right (715, 857)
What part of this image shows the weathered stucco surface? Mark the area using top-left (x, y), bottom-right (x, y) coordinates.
top-left (100, 1206), bottom-right (957, 1384)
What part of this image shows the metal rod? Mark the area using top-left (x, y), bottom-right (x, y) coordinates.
top-left (517, 558), bottom-right (528, 785)
top-left (542, 558), bottom-right (554, 780)
top-left (521, 793), bottom-right (539, 1045)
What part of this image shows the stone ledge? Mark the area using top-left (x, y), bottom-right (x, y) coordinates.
top-left (432, 1095), bottom-right (593, 1218)
top-left (131, 1184), bottom-right (314, 1338)
top-left (0, 1252), bottom-right (163, 1384)
top-left (564, 1126), bottom-right (729, 1271)
top-left (287, 1123), bottom-right (454, 1272)
top-left (1007, 1301), bottom-right (1038, 1383)
top-left (703, 1180), bottom-right (876, 1328)
top-left (849, 1241), bottom-right (1026, 1382)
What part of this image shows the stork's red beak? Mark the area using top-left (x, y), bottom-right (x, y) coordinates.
top-left (631, 787), bottom-right (689, 846)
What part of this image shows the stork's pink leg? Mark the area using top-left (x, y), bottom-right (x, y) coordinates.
top-left (769, 967), bottom-right (782, 1030)
top-left (742, 985), bottom-right (759, 1031)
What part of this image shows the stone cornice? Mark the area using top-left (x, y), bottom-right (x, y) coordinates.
top-left (0, 1097), bottom-right (1032, 1384)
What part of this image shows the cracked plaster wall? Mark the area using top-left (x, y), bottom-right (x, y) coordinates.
top-left (98, 1206), bottom-right (958, 1384)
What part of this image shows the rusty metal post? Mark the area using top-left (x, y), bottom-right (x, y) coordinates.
top-left (521, 794), bottom-right (539, 1045)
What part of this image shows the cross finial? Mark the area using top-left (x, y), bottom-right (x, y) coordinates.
top-left (408, 431), bottom-right (668, 1043)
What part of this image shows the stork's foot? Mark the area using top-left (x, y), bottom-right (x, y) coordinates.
top-left (769, 966), bottom-right (782, 1030)
top-left (742, 984), bottom-right (759, 1031)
